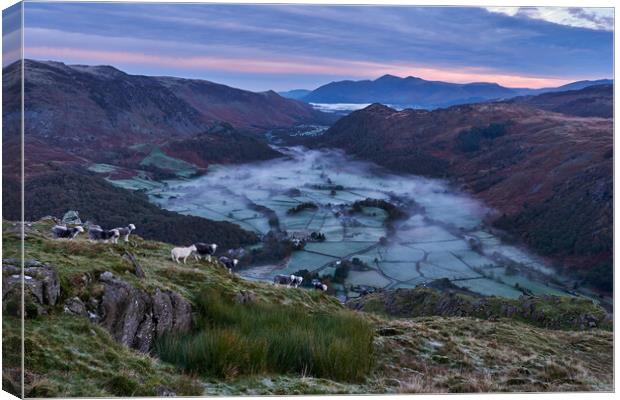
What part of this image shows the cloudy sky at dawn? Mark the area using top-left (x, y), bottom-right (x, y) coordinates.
top-left (3, 3), bottom-right (614, 92)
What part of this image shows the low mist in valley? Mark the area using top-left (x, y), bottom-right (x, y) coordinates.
top-left (149, 146), bottom-right (569, 300)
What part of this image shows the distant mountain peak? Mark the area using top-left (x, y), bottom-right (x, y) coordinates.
top-left (375, 74), bottom-right (401, 81)
top-left (363, 103), bottom-right (396, 113)
top-left (301, 73), bottom-right (612, 110)
top-left (303, 73), bottom-right (518, 107)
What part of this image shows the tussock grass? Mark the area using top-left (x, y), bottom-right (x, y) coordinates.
top-left (156, 288), bottom-right (374, 382)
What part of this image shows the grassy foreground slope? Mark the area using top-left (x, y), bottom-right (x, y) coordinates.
top-left (2, 219), bottom-right (613, 396)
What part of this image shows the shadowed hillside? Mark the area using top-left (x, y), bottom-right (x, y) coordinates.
top-left (2, 59), bottom-right (332, 159)
top-left (507, 84), bottom-right (612, 118)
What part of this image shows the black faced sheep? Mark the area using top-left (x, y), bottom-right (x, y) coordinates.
top-left (51, 225), bottom-right (84, 239)
top-left (114, 224), bottom-right (136, 242)
top-left (88, 227), bottom-right (120, 244)
top-left (292, 275), bottom-right (303, 287)
top-left (194, 242), bottom-right (218, 262)
top-left (273, 274), bottom-right (291, 286)
top-left (171, 245), bottom-right (197, 264)
top-left (311, 278), bottom-right (328, 292)
top-left (273, 274), bottom-right (303, 288)
top-left (218, 256), bottom-right (238, 274)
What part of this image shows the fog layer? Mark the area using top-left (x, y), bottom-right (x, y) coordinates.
top-left (149, 147), bottom-right (570, 300)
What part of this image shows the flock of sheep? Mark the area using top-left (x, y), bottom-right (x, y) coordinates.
top-left (171, 243), bottom-right (239, 274)
top-left (170, 244), bottom-right (327, 291)
top-left (50, 222), bottom-right (328, 292)
top-left (52, 223), bottom-right (135, 243)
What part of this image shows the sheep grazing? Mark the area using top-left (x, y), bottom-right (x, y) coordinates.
top-left (88, 227), bottom-right (121, 244)
top-left (51, 225), bottom-right (84, 239)
top-left (194, 242), bottom-right (218, 262)
top-left (114, 224), bottom-right (136, 242)
top-left (292, 275), bottom-right (303, 288)
top-left (311, 279), bottom-right (328, 292)
top-left (273, 274), bottom-right (303, 288)
top-left (171, 245), bottom-right (197, 264)
top-left (218, 256), bottom-right (238, 274)
top-left (273, 274), bottom-right (291, 286)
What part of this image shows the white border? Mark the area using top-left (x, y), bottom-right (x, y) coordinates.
top-left (0, 1), bottom-right (616, 400)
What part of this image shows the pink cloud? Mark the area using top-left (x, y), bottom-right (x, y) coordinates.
top-left (26, 46), bottom-right (573, 88)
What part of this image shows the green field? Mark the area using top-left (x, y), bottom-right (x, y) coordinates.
top-left (140, 147), bottom-right (199, 177)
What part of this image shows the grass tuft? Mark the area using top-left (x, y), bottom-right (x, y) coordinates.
top-left (156, 287), bottom-right (374, 382)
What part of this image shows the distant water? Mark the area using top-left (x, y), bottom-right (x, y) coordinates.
top-left (148, 146), bottom-right (573, 300)
top-left (310, 103), bottom-right (418, 114)
top-left (310, 103), bottom-right (372, 113)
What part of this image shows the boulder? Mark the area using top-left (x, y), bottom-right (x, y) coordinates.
top-left (93, 272), bottom-right (192, 353)
top-left (2, 259), bottom-right (60, 317)
top-left (152, 288), bottom-right (191, 337)
top-left (64, 297), bottom-right (88, 317)
top-left (61, 210), bottom-right (82, 225)
top-left (24, 260), bottom-right (60, 306)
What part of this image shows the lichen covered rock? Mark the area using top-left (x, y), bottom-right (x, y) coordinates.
top-left (92, 272), bottom-right (192, 353)
top-left (2, 259), bottom-right (60, 317)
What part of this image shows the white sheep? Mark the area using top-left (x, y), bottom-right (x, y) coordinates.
top-left (171, 245), bottom-right (197, 264)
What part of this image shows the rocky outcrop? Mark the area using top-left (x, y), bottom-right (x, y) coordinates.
top-left (90, 272), bottom-right (192, 353)
top-left (2, 259), bottom-right (60, 317)
top-left (61, 210), bottom-right (82, 225)
top-left (347, 287), bottom-right (611, 331)
top-left (63, 297), bottom-right (88, 317)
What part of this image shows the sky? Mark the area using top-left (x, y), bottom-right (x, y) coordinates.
top-left (2, 3), bottom-right (614, 92)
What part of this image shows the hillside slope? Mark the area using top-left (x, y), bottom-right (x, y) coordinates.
top-left (2, 219), bottom-right (613, 396)
top-left (527, 79), bottom-right (613, 95)
top-left (2, 60), bottom-right (328, 150)
top-left (508, 84), bottom-right (612, 118)
top-left (161, 123), bottom-right (282, 168)
top-left (316, 102), bottom-right (612, 292)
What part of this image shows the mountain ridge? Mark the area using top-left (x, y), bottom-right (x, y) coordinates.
top-left (294, 74), bottom-right (612, 109)
top-left (2, 59), bottom-right (332, 146)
